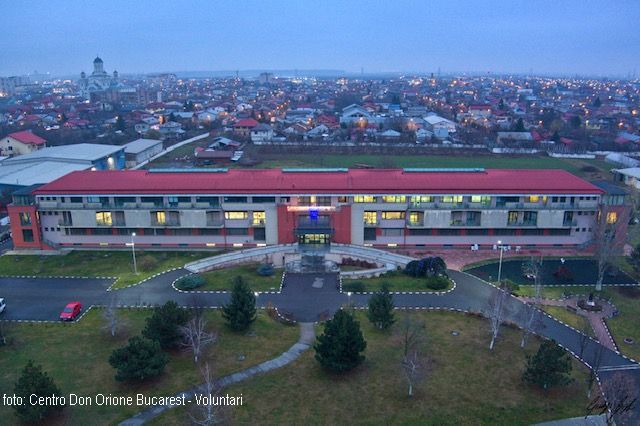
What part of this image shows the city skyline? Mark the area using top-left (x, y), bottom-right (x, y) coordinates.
top-left (1, 0), bottom-right (639, 78)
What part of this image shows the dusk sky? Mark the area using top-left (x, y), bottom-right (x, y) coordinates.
top-left (1, 0), bottom-right (639, 77)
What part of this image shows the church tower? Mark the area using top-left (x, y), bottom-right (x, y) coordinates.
top-left (93, 56), bottom-right (105, 75)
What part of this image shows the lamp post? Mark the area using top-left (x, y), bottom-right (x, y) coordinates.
top-left (347, 291), bottom-right (352, 308)
top-left (131, 232), bottom-right (138, 275)
top-left (497, 240), bottom-right (504, 286)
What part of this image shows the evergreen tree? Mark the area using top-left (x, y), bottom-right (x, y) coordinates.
top-left (514, 117), bottom-right (525, 132)
top-left (367, 283), bottom-right (395, 330)
top-left (498, 98), bottom-right (505, 110)
top-left (142, 300), bottom-right (191, 349)
top-left (570, 115), bottom-right (581, 129)
top-left (109, 336), bottom-right (168, 382)
top-left (314, 309), bottom-right (367, 372)
top-left (522, 340), bottom-right (573, 390)
top-left (168, 112), bottom-right (177, 122)
top-left (629, 244), bottom-right (640, 273)
top-left (222, 276), bottom-right (257, 331)
top-left (13, 361), bottom-right (65, 422)
top-left (115, 115), bottom-right (126, 131)
top-left (552, 130), bottom-right (561, 142)
top-left (593, 96), bottom-right (602, 108)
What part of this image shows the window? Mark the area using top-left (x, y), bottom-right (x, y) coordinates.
top-left (441, 195), bottom-right (463, 203)
top-left (363, 211), bottom-right (378, 225)
top-left (196, 196), bottom-right (219, 207)
top-left (523, 211), bottom-right (537, 225)
top-left (606, 211), bottom-right (618, 224)
top-left (153, 211), bottom-right (166, 225)
top-left (69, 197), bottom-right (83, 203)
top-left (87, 196), bottom-right (108, 205)
top-left (410, 196), bottom-right (434, 204)
top-left (381, 211), bottom-right (405, 220)
top-left (470, 195), bottom-right (491, 205)
top-left (223, 196), bottom-right (247, 203)
top-left (96, 211), bottom-right (112, 226)
top-left (409, 211), bottom-right (421, 225)
top-left (225, 211), bottom-right (248, 220)
top-left (252, 211), bottom-right (266, 225)
top-left (381, 228), bottom-right (403, 237)
top-left (227, 228), bottom-right (249, 235)
top-left (363, 228), bottom-right (376, 240)
top-left (115, 196), bottom-right (136, 207)
top-left (19, 212), bottom-right (31, 226)
top-left (22, 229), bottom-right (34, 242)
top-left (525, 195), bottom-right (540, 203)
top-left (253, 228), bottom-right (266, 241)
top-left (201, 228), bottom-right (221, 235)
top-left (381, 195), bottom-right (406, 203)
top-left (507, 211), bottom-right (519, 224)
top-left (168, 196), bottom-right (191, 206)
top-left (141, 196), bottom-right (163, 207)
top-left (252, 196), bottom-right (276, 203)
top-left (354, 195), bottom-right (376, 203)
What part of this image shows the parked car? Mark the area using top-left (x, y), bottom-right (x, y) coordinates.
top-left (0, 298), bottom-right (5, 314)
top-left (59, 302), bottom-right (82, 321)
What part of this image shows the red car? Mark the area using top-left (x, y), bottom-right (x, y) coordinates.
top-left (60, 302), bottom-right (82, 321)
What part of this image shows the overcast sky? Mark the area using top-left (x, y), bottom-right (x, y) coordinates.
top-left (1, 0), bottom-right (639, 77)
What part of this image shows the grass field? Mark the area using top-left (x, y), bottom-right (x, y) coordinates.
top-left (0, 251), bottom-right (211, 289)
top-left (541, 306), bottom-right (594, 336)
top-left (0, 309), bottom-right (298, 425)
top-left (343, 271), bottom-right (453, 292)
top-left (517, 285), bottom-right (640, 361)
top-left (195, 263), bottom-right (283, 291)
top-left (152, 311), bottom-right (591, 425)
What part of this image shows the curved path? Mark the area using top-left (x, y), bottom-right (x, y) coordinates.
top-left (1, 269), bottom-right (639, 424)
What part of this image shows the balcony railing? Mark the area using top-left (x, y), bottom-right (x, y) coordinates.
top-left (507, 220), bottom-right (537, 227)
top-left (151, 220), bottom-right (181, 227)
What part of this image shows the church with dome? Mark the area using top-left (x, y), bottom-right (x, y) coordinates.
top-left (78, 56), bottom-right (137, 104)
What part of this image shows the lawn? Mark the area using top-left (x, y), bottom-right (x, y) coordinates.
top-left (0, 251), bottom-right (212, 289)
top-left (0, 309), bottom-right (298, 425)
top-left (343, 271), bottom-right (453, 292)
top-left (516, 285), bottom-right (640, 361)
top-left (192, 263), bottom-right (283, 292)
top-left (541, 306), bottom-right (594, 336)
top-left (152, 311), bottom-right (591, 425)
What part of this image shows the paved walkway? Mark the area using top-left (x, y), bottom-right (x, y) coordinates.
top-left (120, 322), bottom-right (315, 425)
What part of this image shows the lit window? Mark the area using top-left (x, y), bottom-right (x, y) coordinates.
top-left (96, 211), bottom-right (112, 226)
top-left (410, 196), bottom-right (434, 203)
top-left (19, 212), bottom-right (31, 226)
top-left (442, 195), bottom-right (463, 203)
top-left (606, 212), bottom-right (618, 224)
top-left (526, 195), bottom-right (540, 203)
top-left (252, 211), bottom-right (266, 225)
top-left (154, 211), bottom-right (166, 225)
top-left (382, 195), bottom-right (407, 203)
top-left (409, 211), bottom-right (421, 224)
top-left (225, 211), bottom-right (248, 220)
top-left (381, 211), bottom-right (405, 220)
top-left (354, 195), bottom-right (376, 203)
top-left (470, 195), bottom-right (491, 204)
top-left (363, 211), bottom-right (378, 225)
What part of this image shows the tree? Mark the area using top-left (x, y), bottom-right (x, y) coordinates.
top-left (587, 372), bottom-right (638, 425)
top-left (486, 285), bottom-right (509, 350)
top-left (513, 117), bottom-right (525, 132)
top-left (188, 363), bottom-right (223, 425)
top-left (180, 305), bottom-right (217, 364)
top-left (144, 129), bottom-right (162, 139)
top-left (593, 207), bottom-right (629, 291)
top-left (103, 294), bottom-right (119, 337)
top-left (628, 243), bottom-right (640, 273)
top-left (400, 314), bottom-right (428, 397)
top-left (13, 361), bottom-right (65, 422)
top-left (314, 309), bottom-right (367, 373)
top-left (222, 276), bottom-right (256, 331)
top-left (115, 115), bottom-right (126, 131)
top-left (404, 257), bottom-right (447, 278)
top-left (367, 283), bottom-right (395, 330)
top-left (498, 98), bottom-right (505, 110)
top-left (142, 301), bottom-right (191, 349)
top-left (183, 100), bottom-right (195, 112)
top-left (521, 257), bottom-right (543, 348)
top-left (552, 130), bottom-right (561, 142)
top-left (109, 336), bottom-right (168, 382)
top-left (168, 112), bottom-right (177, 122)
top-left (593, 96), bottom-right (602, 108)
top-left (522, 340), bottom-right (573, 390)
top-left (570, 115), bottom-right (582, 129)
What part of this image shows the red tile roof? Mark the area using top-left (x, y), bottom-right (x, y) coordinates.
top-left (233, 118), bottom-right (259, 128)
top-left (7, 131), bottom-right (46, 145)
top-left (35, 169), bottom-right (603, 196)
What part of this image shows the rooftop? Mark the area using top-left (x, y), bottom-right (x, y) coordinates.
top-left (34, 168), bottom-right (604, 196)
top-left (6, 130), bottom-right (46, 146)
top-left (123, 138), bottom-right (163, 154)
top-left (2, 143), bottom-right (123, 165)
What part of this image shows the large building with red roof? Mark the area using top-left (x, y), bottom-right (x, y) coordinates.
top-left (1, 130), bottom-right (46, 157)
top-left (6, 168), bottom-right (628, 251)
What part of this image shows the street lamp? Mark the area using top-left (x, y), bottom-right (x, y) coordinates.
top-left (496, 240), bottom-right (505, 286)
top-left (131, 232), bottom-right (138, 275)
top-left (347, 291), bottom-right (352, 307)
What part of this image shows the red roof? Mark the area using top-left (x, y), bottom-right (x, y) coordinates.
top-left (35, 169), bottom-right (603, 196)
top-left (234, 118), bottom-right (259, 128)
top-left (7, 131), bottom-right (46, 146)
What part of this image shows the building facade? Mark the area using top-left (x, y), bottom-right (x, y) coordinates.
top-left (7, 168), bottom-right (628, 252)
top-left (0, 131), bottom-right (46, 157)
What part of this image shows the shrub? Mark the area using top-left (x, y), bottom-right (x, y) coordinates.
top-left (175, 274), bottom-right (205, 290)
top-left (139, 255), bottom-right (159, 272)
top-left (425, 276), bottom-right (450, 290)
top-left (342, 281), bottom-right (366, 292)
top-left (257, 263), bottom-right (274, 277)
top-left (500, 279), bottom-right (520, 294)
top-left (109, 336), bottom-right (168, 382)
top-left (403, 257), bottom-right (447, 278)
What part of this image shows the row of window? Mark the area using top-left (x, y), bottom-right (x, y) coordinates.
top-left (61, 227), bottom-right (265, 239)
top-left (363, 228), bottom-right (574, 240)
top-left (354, 195), bottom-right (599, 204)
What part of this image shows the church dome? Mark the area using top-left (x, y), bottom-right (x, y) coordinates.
top-left (94, 56), bottom-right (103, 64)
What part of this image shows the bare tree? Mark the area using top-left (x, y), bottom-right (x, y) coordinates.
top-left (577, 322), bottom-right (591, 360)
top-left (521, 257), bottom-right (544, 348)
top-left (103, 294), bottom-right (119, 337)
top-left (587, 344), bottom-right (605, 399)
top-left (587, 372), bottom-right (638, 425)
top-left (189, 362), bottom-right (223, 426)
top-left (593, 207), bottom-right (629, 291)
top-left (181, 305), bottom-right (217, 364)
top-left (487, 286), bottom-right (510, 350)
top-left (400, 313), bottom-right (427, 397)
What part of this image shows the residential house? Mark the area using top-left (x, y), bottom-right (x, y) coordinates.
top-left (0, 131), bottom-right (47, 157)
